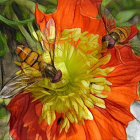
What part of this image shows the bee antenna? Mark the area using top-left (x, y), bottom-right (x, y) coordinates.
top-left (114, 46), bottom-right (126, 65)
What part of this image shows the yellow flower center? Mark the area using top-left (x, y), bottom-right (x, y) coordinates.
top-left (21, 28), bottom-right (114, 133)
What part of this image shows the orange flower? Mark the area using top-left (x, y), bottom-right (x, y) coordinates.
top-left (7, 0), bottom-right (140, 140)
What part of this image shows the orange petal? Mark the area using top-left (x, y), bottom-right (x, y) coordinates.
top-left (106, 86), bottom-right (139, 108)
top-left (103, 47), bottom-right (140, 111)
top-left (35, 4), bottom-right (47, 32)
top-left (104, 45), bottom-right (140, 66)
top-left (7, 0), bottom-right (140, 139)
top-left (91, 107), bottom-right (127, 140)
top-left (44, 116), bottom-right (87, 140)
top-left (79, 0), bottom-right (102, 19)
top-left (35, 0), bottom-right (106, 36)
top-left (105, 98), bottom-right (134, 124)
top-left (83, 120), bottom-right (102, 140)
top-left (7, 93), bottom-right (47, 140)
top-left (105, 47), bottom-right (140, 86)
top-left (65, 124), bottom-right (86, 140)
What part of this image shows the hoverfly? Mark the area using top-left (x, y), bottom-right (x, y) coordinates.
top-left (16, 45), bottom-right (62, 83)
top-left (0, 18), bottom-right (62, 98)
top-left (97, 3), bottom-right (139, 62)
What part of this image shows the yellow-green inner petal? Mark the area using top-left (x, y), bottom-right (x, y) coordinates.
top-left (21, 28), bottom-right (113, 133)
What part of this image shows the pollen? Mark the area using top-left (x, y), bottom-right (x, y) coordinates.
top-left (22, 28), bottom-right (114, 133)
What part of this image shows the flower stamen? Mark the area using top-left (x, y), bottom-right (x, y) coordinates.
top-left (21, 28), bottom-right (114, 132)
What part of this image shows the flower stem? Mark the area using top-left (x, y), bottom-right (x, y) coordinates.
top-left (0, 15), bottom-right (34, 26)
top-left (12, 12), bottom-right (36, 50)
top-left (27, 22), bottom-right (43, 53)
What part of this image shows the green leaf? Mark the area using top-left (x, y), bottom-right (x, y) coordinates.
top-left (0, 0), bottom-right (8, 4)
top-left (14, 0), bottom-right (47, 13)
top-left (46, 5), bottom-right (57, 14)
top-left (130, 40), bottom-right (140, 56)
top-left (107, 2), bottom-right (120, 16)
top-left (46, 0), bottom-right (57, 5)
top-left (11, 11), bottom-right (37, 50)
top-left (102, 0), bottom-right (111, 6)
top-left (0, 106), bottom-right (7, 119)
top-left (115, 10), bottom-right (140, 23)
top-left (116, 22), bottom-right (132, 27)
top-left (16, 32), bottom-right (24, 43)
top-left (0, 15), bottom-right (34, 26)
top-left (136, 23), bottom-right (140, 30)
top-left (121, 0), bottom-right (135, 9)
top-left (0, 32), bottom-right (9, 57)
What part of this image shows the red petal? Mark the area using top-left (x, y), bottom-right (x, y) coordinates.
top-left (7, 93), bottom-right (47, 140)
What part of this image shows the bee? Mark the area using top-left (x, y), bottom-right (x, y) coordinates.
top-left (16, 45), bottom-right (62, 83)
top-left (102, 26), bottom-right (131, 49)
top-left (0, 18), bottom-right (62, 98)
top-left (97, 3), bottom-right (139, 60)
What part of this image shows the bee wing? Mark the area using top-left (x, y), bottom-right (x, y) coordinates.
top-left (43, 18), bottom-right (56, 66)
top-left (44, 18), bottom-right (56, 43)
top-left (0, 73), bottom-right (41, 98)
top-left (97, 4), bottom-right (116, 32)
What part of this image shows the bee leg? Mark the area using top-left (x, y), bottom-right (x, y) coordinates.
top-left (20, 62), bottom-right (24, 72)
top-left (123, 44), bottom-right (131, 48)
top-left (21, 62), bottom-right (28, 73)
top-left (114, 46), bottom-right (126, 65)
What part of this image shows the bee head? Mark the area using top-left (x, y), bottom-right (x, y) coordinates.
top-left (102, 35), bottom-right (115, 49)
top-left (40, 62), bottom-right (62, 83)
top-left (52, 70), bottom-right (62, 83)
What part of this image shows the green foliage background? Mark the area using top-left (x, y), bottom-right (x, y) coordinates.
top-left (0, 0), bottom-right (140, 139)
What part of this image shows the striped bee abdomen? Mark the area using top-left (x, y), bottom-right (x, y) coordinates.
top-left (109, 26), bottom-right (131, 43)
top-left (16, 45), bottom-right (42, 70)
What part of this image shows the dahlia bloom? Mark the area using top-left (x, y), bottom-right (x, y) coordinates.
top-left (7, 0), bottom-right (140, 140)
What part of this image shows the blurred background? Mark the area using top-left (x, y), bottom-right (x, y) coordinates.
top-left (0, 0), bottom-right (140, 139)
